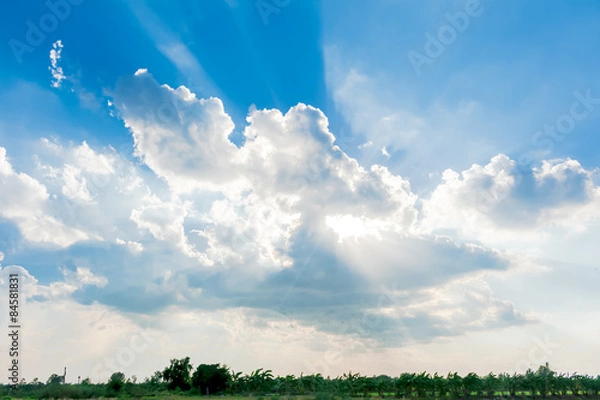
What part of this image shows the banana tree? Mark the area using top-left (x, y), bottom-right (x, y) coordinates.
top-left (298, 373), bottom-right (325, 394)
top-left (482, 373), bottom-right (499, 398)
top-left (375, 375), bottom-right (393, 398)
top-left (499, 372), bottom-right (523, 397)
top-left (397, 372), bottom-right (417, 397)
top-left (446, 372), bottom-right (463, 398)
top-left (462, 372), bottom-right (482, 397)
top-left (535, 363), bottom-right (555, 397)
top-left (274, 374), bottom-right (297, 395)
top-left (343, 371), bottom-right (361, 397)
top-left (414, 372), bottom-right (432, 398)
top-left (247, 368), bottom-right (274, 394)
top-left (554, 373), bottom-right (570, 396)
top-left (356, 375), bottom-right (376, 398)
top-left (588, 375), bottom-right (600, 395)
top-left (432, 373), bottom-right (448, 398)
top-left (569, 374), bottom-right (585, 396)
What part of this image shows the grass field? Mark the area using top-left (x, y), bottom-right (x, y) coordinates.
top-left (5, 394), bottom-right (600, 400)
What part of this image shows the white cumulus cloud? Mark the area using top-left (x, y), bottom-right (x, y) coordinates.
top-left (49, 40), bottom-right (65, 88)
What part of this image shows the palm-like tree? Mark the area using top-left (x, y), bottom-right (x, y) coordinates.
top-left (569, 373), bottom-right (585, 396)
top-left (227, 370), bottom-right (244, 394)
top-left (414, 372), bottom-right (432, 398)
top-left (523, 369), bottom-right (538, 396)
top-left (432, 373), bottom-right (448, 398)
top-left (311, 373), bottom-right (326, 393)
top-left (588, 375), bottom-right (600, 395)
top-left (555, 373), bottom-right (570, 396)
top-left (140, 359), bottom-right (600, 399)
top-left (275, 374), bottom-right (297, 395)
top-left (375, 375), bottom-right (393, 398)
top-left (354, 375), bottom-right (374, 398)
top-left (247, 368), bottom-right (274, 394)
top-left (343, 371), bottom-right (361, 397)
top-left (499, 372), bottom-right (523, 397)
top-left (446, 372), bottom-right (463, 398)
top-left (396, 372), bottom-right (416, 397)
top-left (462, 372), bottom-right (482, 397)
top-left (482, 372), bottom-right (499, 398)
top-left (535, 363), bottom-right (555, 397)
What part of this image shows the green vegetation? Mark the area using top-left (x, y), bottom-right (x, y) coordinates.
top-left (2, 361), bottom-right (600, 399)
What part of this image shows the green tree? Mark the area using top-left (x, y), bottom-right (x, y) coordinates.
top-left (343, 371), bottom-right (361, 397)
top-left (482, 373), bottom-right (499, 398)
top-left (46, 374), bottom-right (63, 385)
top-left (227, 370), bottom-right (245, 394)
top-left (191, 363), bottom-right (231, 395)
top-left (523, 369), bottom-right (538, 396)
top-left (163, 357), bottom-right (193, 390)
top-left (462, 372), bottom-right (482, 397)
top-left (355, 375), bottom-right (375, 398)
top-left (569, 374), bottom-right (585, 396)
top-left (107, 372), bottom-right (126, 392)
top-left (535, 363), bottom-right (555, 397)
top-left (414, 372), bottom-right (433, 398)
top-left (247, 368), bottom-right (275, 393)
top-left (278, 374), bottom-right (298, 395)
top-left (555, 373), bottom-right (570, 396)
top-left (432, 373), bottom-right (448, 398)
top-left (446, 372), bottom-right (463, 398)
top-left (587, 375), bottom-right (600, 395)
top-left (143, 370), bottom-right (165, 391)
top-left (375, 375), bottom-right (393, 398)
top-left (498, 372), bottom-right (522, 397)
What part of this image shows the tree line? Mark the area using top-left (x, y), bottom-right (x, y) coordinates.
top-left (3, 360), bottom-right (600, 399)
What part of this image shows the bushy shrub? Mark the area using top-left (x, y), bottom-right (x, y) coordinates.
top-left (108, 372), bottom-right (126, 392)
top-left (191, 364), bottom-right (231, 395)
top-left (39, 383), bottom-right (78, 399)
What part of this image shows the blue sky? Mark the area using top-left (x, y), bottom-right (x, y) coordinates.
top-left (1, 0), bottom-right (600, 383)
